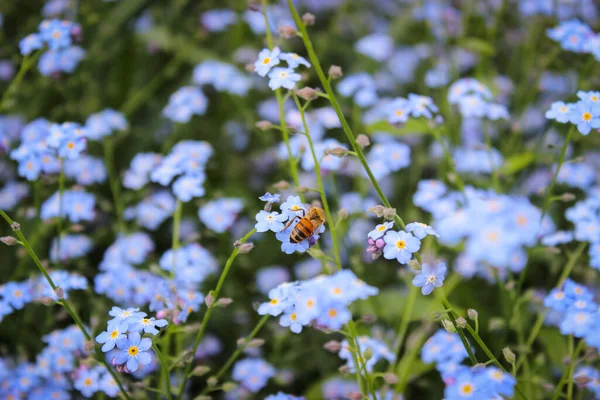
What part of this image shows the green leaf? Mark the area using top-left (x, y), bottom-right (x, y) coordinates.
top-left (499, 152), bottom-right (535, 175)
top-left (138, 27), bottom-right (220, 64)
top-left (366, 119), bottom-right (430, 135)
top-left (458, 37), bottom-right (496, 56)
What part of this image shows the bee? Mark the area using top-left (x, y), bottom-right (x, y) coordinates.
top-left (281, 206), bottom-right (326, 243)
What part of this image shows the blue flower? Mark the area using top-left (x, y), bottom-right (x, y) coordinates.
top-left (560, 310), bottom-right (594, 338)
top-left (73, 367), bottom-right (100, 397)
top-left (254, 47), bottom-right (281, 77)
top-left (172, 175), bottom-right (206, 202)
top-left (546, 101), bottom-right (573, 123)
top-left (280, 311), bottom-right (305, 333)
top-left (255, 210), bottom-right (286, 233)
top-left (569, 100), bottom-right (600, 135)
top-left (280, 52), bottom-right (311, 68)
top-left (268, 67), bottom-right (301, 90)
top-left (95, 320), bottom-right (127, 352)
top-left (383, 230), bottom-right (421, 264)
top-left (405, 222), bottom-right (440, 240)
top-left (444, 369), bottom-right (484, 399)
top-left (232, 358), bottom-right (275, 393)
top-left (0, 281), bottom-right (32, 309)
top-left (412, 262), bottom-right (447, 295)
top-left (162, 86), bottom-right (208, 123)
top-left (259, 192), bottom-right (281, 203)
top-left (114, 331), bottom-right (153, 372)
top-left (368, 221), bottom-right (394, 240)
top-left (39, 19), bottom-right (74, 50)
top-left (108, 306), bottom-right (146, 329)
top-left (19, 34), bottom-right (44, 56)
top-left (128, 316), bottom-right (168, 335)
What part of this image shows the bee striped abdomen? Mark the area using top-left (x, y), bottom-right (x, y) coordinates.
top-left (290, 218), bottom-right (313, 243)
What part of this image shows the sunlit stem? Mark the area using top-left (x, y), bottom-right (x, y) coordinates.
top-left (153, 343), bottom-right (173, 400)
top-left (171, 200), bottom-right (182, 270)
top-left (0, 51), bottom-right (41, 112)
top-left (0, 209), bottom-right (131, 400)
top-left (57, 160), bottom-right (65, 260)
top-left (389, 285), bottom-right (419, 372)
top-left (102, 136), bottom-right (126, 232)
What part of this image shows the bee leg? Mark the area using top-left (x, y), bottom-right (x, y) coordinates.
top-left (289, 208), bottom-right (306, 218)
top-left (280, 216), bottom-right (299, 232)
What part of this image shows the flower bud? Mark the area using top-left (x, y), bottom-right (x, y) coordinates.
top-left (245, 63), bottom-right (256, 73)
top-left (489, 318), bottom-right (505, 331)
top-left (54, 287), bottom-right (64, 300)
top-left (442, 319), bottom-right (456, 333)
top-left (382, 207), bottom-right (397, 220)
top-left (207, 376), bottom-right (218, 387)
top-left (574, 374), bottom-right (592, 386)
top-left (192, 365), bottom-right (211, 376)
top-left (384, 372), bottom-right (399, 384)
top-left (237, 243), bottom-right (254, 254)
top-left (326, 147), bottom-right (348, 157)
top-left (84, 340), bottom-right (95, 353)
top-left (222, 382), bottom-right (238, 392)
top-left (502, 347), bottom-right (516, 364)
top-left (295, 186), bottom-right (310, 193)
top-left (323, 340), bottom-right (341, 353)
top-left (467, 309), bottom-right (478, 321)
top-left (338, 365), bottom-right (350, 375)
top-left (345, 391), bottom-right (362, 400)
top-left (204, 293), bottom-right (214, 307)
top-left (246, 338), bottom-right (265, 348)
top-left (273, 180), bottom-right (290, 190)
top-left (455, 316), bottom-right (467, 329)
top-left (302, 12), bottom-right (315, 25)
top-left (408, 259), bottom-right (421, 272)
top-left (328, 65), bottom-right (343, 79)
top-left (296, 87), bottom-right (319, 101)
top-left (216, 298), bottom-right (233, 307)
top-left (356, 134), bottom-right (370, 148)
top-left (10, 222), bottom-right (20, 231)
top-left (0, 236), bottom-right (18, 246)
top-left (278, 25), bottom-right (297, 39)
top-left (255, 120), bottom-right (273, 131)
top-left (247, 1), bottom-right (260, 12)
top-left (560, 192), bottom-right (576, 202)
top-left (337, 208), bottom-right (348, 220)
top-left (367, 205), bottom-right (386, 217)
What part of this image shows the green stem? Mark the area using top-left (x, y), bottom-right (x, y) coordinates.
top-left (175, 228), bottom-right (256, 400)
top-left (285, 0), bottom-right (405, 230)
top-left (200, 315), bottom-right (270, 395)
top-left (483, 120), bottom-right (501, 192)
top-left (0, 51), bottom-right (41, 112)
top-left (516, 242), bottom-right (587, 372)
top-left (431, 125), bottom-right (466, 194)
top-left (153, 343), bottom-right (173, 400)
top-left (440, 295), bottom-right (477, 365)
top-left (292, 94), bottom-right (341, 269)
top-left (103, 137), bottom-right (126, 232)
top-left (540, 125), bottom-right (575, 221)
top-left (0, 210), bottom-right (131, 400)
top-left (552, 339), bottom-right (584, 400)
top-left (389, 285), bottom-right (418, 372)
top-left (464, 323), bottom-right (505, 371)
top-left (394, 329), bottom-right (429, 394)
top-left (57, 160), bottom-right (65, 258)
top-left (347, 321), bottom-right (376, 399)
top-left (172, 200), bottom-right (182, 269)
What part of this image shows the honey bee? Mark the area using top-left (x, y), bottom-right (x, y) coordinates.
top-left (281, 206), bottom-right (326, 243)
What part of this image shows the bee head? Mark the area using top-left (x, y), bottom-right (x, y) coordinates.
top-left (308, 206), bottom-right (326, 222)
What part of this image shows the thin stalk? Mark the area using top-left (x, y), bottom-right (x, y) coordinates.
top-left (540, 125), bottom-right (575, 222)
top-left (103, 137), bottom-right (126, 232)
top-left (285, 0), bottom-right (406, 230)
top-left (516, 242), bottom-right (587, 372)
top-left (389, 285), bottom-right (419, 372)
top-left (551, 339), bottom-right (585, 400)
top-left (483, 120), bottom-right (501, 192)
top-left (292, 94), bottom-right (341, 269)
top-left (0, 210), bottom-right (131, 400)
top-left (440, 295), bottom-right (477, 365)
top-left (0, 51), bottom-right (41, 112)
top-left (153, 343), bottom-right (173, 400)
top-left (175, 229), bottom-right (256, 399)
top-left (394, 329), bottom-right (429, 394)
top-left (431, 125), bottom-right (466, 194)
top-left (347, 321), bottom-right (376, 399)
top-left (200, 315), bottom-right (270, 395)
top-left (171, 200), bottom-right (182, 269)
top-left (262, 0), bottom-right (300, 188)
top-left (57, 160), bottom-right (65, 258)
top-left (464, 323), bottom-right (505, 371)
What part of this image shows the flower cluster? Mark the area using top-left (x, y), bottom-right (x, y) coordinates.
top-left (367, 221), bottom-right (436, 265)
top-left (413, 181), bottom-right (553, 279)
top-left (193, 60), bottom-right (253, 96)
top-left (163, 86), bottom-right (208, 123)
top-left (257, 270), bottom-right (378, 333)
top-left (124, 190), bottom-right (177, 230)
top-left (50, 234), bottom-right (93, 263)
top-left (339, 336), bottom-right (393, 373)
top-left (85, 109), bottom-right (128, 141)
top-left (547, 19), bottom-right (598, 57)
top-left (546, 90), bottom-right (600, 134)
top-left (199, 197), bottom-right (244, 233)
top-left (96, 307), bottom-right (167, 373)
top-left (254, 47), bottom-right (310, 90)
top-left (574, 366), bottom-right (600, 398)
top-left (64, 155), bottom-right (107, 186)
top-left (565, 190), bottom-right (600, 265)
top-left (123, 152), bottom-right (163, 189)
top-left (40, 190), bottom-right (96, 222)
top-left (19, 19), bottom-right (85, 76)
top-left (544, 279), bottom-right (599, 349)
top-left (232, 357), bottom-right (275, 393)
top-left (386, 93), bottom-right (439, 123)
top-left (149, 140), bottom-right (213, 202)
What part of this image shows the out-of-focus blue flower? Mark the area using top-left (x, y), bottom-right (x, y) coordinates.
top-left (268, 67), bottom-right (301, 90)
top-left (0, 281), bottom-right (32, 310)
top-left (73, 367), bottom-right (100, 398)
top-left (85, 109), bottom-right (128, 141)
top-left (123, 152), bottom-right (163, 189)
top-left (200, 9), bottom-right (237, 32)
top-left (556, 162), bottom-right (596, 189)
top-left (355, 33), bottom-right (393, 61)
top-left (339, 336), bottom-right (393, 373)
top-left (541, 230), bottom-right (574, 246)
top-left (232, 358), bottom-right (275, 393)
top-left (50, 234), bottom-right (93, 263)
top-left (39, 19), bottom-right (74, 50)
top-left (256, 266), bottom-right (291, 294)
top-left (405, 222), bottom-right (439, 239)
top-left (265, 392), bottom-right (304, 400)
top-left (40, 190), bottom-right (95, 222)
top-left (259, 192), bottom-right (281, 203)
top-left (547, 19), bottom-right (593, 53)
top-left (172, 175), bottom-right (206, 202)
top-left (198, 197), bottom-right (244, 233)
top-left (413, 262), bottom-right (447, 295)
top-left (337, 72), bottom-right (378, 107)
top-left (280, 52), bottom-right (311, 68)
top-left (546, 101), bottom-right (573, 123)
top-left (163, 86), bottom-right (208, 123)
top-left (193, 60), bottom-right (252, 95)
top-left (125, 190), bottom-right (176, 230)
top-left (64, 155), bottom-right (107, 186)
top-left (19, 34), bottom-right (44, 56)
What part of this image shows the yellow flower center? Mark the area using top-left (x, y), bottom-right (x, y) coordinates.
top-left (307, 300), bottom-right (314, 308)
top-left (110, 330), bottom-right (119, 339)
top-left (52, 30), bottom-right (61, 39)
top-left (460, 383), bottom-right (474, 395)
top-left (290, 313), bottom-right (297, 321)
top-left (333, 288), bottom-right (342, 295)
top-left (560, 106), bottom-right (567, 112)
top-left (583, 112), bottom-right (592, 121)
top-left (84, 378), bottom-right (92, 386)
top-left (128, 346), bottom-right (139, 356)
top-left (378, 225), bottom-right (387, 231)
top-left (396, 240), bottom-right (406, 249)
top-left (142, 318), bottom-right (150, 324)
top-left (395, 110), bottom-right (403, 116)
top-left (270, 299), bottom-right (279, 305)
top-left (328, 309), bottom-right (337, 317)
top-left (592, 96), bottom-right (598, 102)
top-left (67, 142), bottom-right (75, 150)
top-left (487, 232), bottom-right (498, 242)
top-left (263, 57), bottom-right (270, 64)
top-left (555, 291), bottom-right (564, 300)
top-left (14, 290), bottom-right (22, 297)
top-left (516, 215), bottom-right (528, 226)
